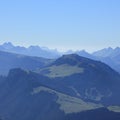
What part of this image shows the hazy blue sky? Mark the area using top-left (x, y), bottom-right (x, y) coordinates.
top-left (0, 0), bottom-right (120, 52)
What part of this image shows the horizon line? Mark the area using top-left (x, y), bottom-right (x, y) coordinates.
top-left (0, 41), bottom-right (119, 53)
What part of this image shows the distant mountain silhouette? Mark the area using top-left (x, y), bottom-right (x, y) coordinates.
top-left (75, 50), bottom-right (96, 59)
top-left (1, 42), bottom-right (120, 73)
top-left (93, 47), bottom-right (114, 57)
top-left (92, 47), bottom-right (120, 73)
top-left (0, 42), bottom-right (61, 58)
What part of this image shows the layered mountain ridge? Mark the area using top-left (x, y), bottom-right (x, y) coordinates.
top-left (0, 43), bottom-right (120, 119)
top-left (38, 54), bottom-right (120, 105)
top-left (0, 67), bottom-right (120, 120)
top-left (0, 42), bottom-right (60, 58)
top-left (1, 42), bottom-right (120, 73)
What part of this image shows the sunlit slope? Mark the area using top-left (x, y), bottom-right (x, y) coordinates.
top-left (0, 69), bottom-right (102, 120)
top-left (38, 54), bottom-right (120, 105)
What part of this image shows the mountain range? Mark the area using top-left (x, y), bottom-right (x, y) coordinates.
top-left (1, 42), bottom-right (120, 73)
top-left (0, 42), bottom-right (120, 119)
top-left (0, 42), bottom-right (60, 59)
top-left (92, 47), bottom-right (120, 73)
top-left (0, 54), bottom-right (120, 120)
top-left (64, 47), bottom-right (120, 73)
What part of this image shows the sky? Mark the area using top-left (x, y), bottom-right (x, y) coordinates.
top-left (0, 0), bottom-right (120, 52)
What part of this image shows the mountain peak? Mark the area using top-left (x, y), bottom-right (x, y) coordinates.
top-left (106, 47), bottom-right (113, 50)
top-left (2, 42), bottom-right (14, 49)
top-left (114, 47), bottom-right (120, 51)
top-left (60, 54), bottom-right (82, 61)
top-left (78, 49), bottom-right (87, 52)
top-left (51, 54), bottom-right (80, 66)
top-left (3, 42), bottom-right (13, 46)
top-left (52, 54), bottom-right (92, 66)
